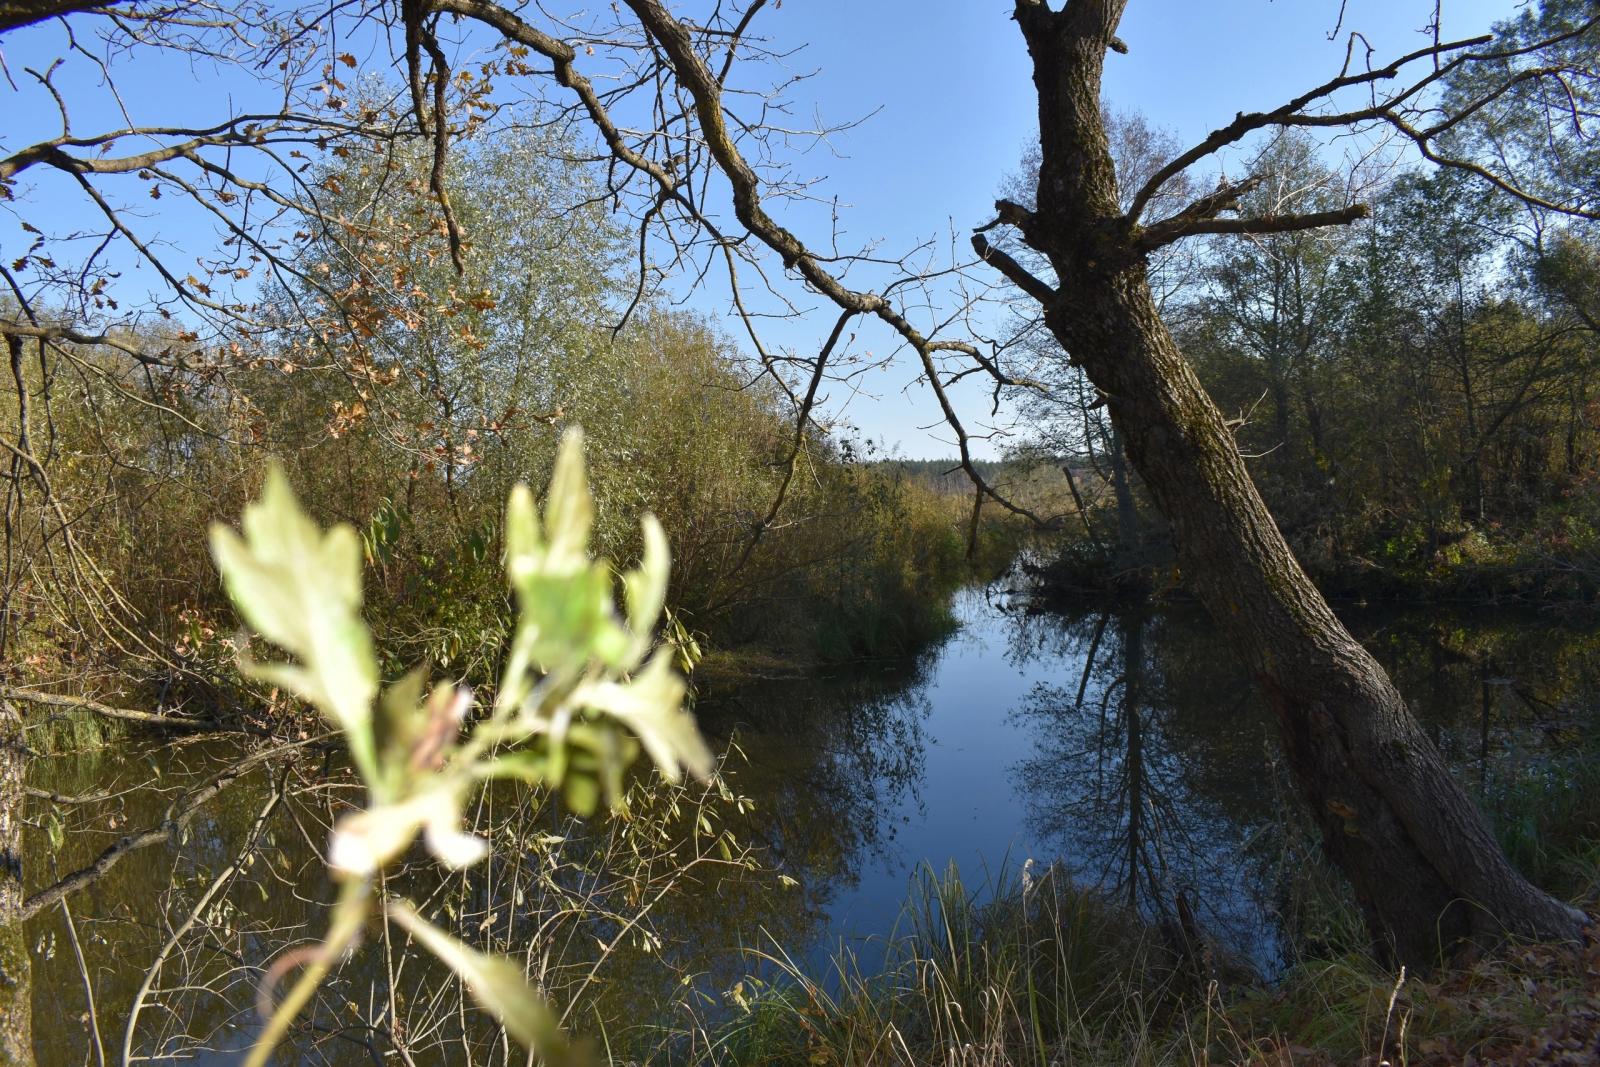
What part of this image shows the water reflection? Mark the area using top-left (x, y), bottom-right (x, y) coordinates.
top-left (22, 587), bottom-right (1600, 1064)
top-left (1003, 597), bottom-right (1600, 970)
top-left (694, 648), bottom-right (935, 920)
top-left (1008, 609), bottom-right (1275, 960)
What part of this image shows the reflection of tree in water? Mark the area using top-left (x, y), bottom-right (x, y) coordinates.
top-left (1006, 606), bottom-right (1279, 959)
top-left (695, 643), bottom-right (937, 909)
top-left (21, 606), bottom-right (1600, 1064)
top-left (17, 640), bottom-right (942, 1067)
top-left (1353, 608), bottom-right (1600, 771)
top-left (1349, 607), bottom-right (1600, 879)
top-left (1006, 602), bottom-right (1600, 968)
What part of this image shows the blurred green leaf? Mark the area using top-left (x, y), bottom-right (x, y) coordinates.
top-left (574, 651), bottom-right (710, 783)
top-left (543, 428), bottom-right (594, 571)
top-left (623, 514), bottom-right (669, 660)
top-left (387, 901), bottom-right (590, 1064)
top-left (209, 463), bottom-right (379, 784)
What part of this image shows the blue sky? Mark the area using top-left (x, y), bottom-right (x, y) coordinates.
top-left (2, 0), bottom-right (1516, 459)
top-left (704, 0), bottom-right (1515, 458)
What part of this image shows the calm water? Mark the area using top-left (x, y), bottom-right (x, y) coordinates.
top-left (706, 587), bottom-right (1277, 969)
top-left (24, 585), bottom-right (1600, 1063)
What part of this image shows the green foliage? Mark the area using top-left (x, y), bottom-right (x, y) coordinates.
top-left (1487, 737), bottom-right (1600, 899)
top-left (1440, 0), bottom-right (1600, 217)
top-left (1025, 146), bottom-right (1600, 599)
top-left (6, 126), bottom-right (1000, 701)
top-left (211, 429), bottom-right (712, 1065)
top-left (210, 466), bottom-right (381, 783)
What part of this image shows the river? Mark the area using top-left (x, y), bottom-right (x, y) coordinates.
top-left (24, 582), bottom-right (1600, 1063)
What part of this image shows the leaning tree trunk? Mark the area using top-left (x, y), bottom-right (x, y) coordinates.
top-left (1107, 425), bottom-right (1140, 570)
top-left (1014, 0), bottom-right (1583, 967)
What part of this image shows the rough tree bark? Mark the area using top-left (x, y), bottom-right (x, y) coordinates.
top-left (1011, 0), bottom-right (1584, 967)
top-left (0, 700), bottom-right (30, 1065)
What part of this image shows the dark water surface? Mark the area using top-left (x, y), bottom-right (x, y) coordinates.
top-left (25, 586), bottom-right (1600, 1063)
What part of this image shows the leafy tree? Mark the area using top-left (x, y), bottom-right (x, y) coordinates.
top-left (1186, 134), bottom-right (1355, 516)
top-left (1439, 0), bottom-right (1600, 218)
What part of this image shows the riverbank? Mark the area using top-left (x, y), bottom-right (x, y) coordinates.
top-left (19, 574), bottom-right (1600, 1066)
top-left (690, 870), bottom-right (1600, 1067)
top-left (651, 587), bottom-right (1600, 1065)
top-left (1030, 527), bottom-right (1600, 614)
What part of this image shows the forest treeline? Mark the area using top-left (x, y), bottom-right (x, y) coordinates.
top-left (0, 135), bottom-right (1035, 704)
top-left (1022, 127), bottom-right (1600, 605)
top-left (13, 124), bottom-right (1600, 710)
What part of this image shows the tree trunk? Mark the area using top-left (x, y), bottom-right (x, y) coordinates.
top-left (1454, 304), bottom-right (1486, 523)
top-left (1107, 425), bottom-right (1139, 568)
top-left (1014, 0), bottom-right (1583, 967)
top-left (0, 701), bottom-right (31, 1065)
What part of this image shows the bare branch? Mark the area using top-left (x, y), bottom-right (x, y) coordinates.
top-left (1134, 203), bottom-right (1372, 252)
top-left (1124, 30), bottom-right (1495, 223)
top-left (971, 232), bottom-right (1057, 306)
top-left (20, 739), bottom-right (310, 920)
top-left (0, 684), bottom-right (248, 730)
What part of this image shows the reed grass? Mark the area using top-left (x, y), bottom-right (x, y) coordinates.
top-left (658, 858), bottom-right (1599, 1067)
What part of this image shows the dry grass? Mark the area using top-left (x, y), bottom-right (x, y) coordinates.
top-left (655, 864), bottom-right (1600, 1067)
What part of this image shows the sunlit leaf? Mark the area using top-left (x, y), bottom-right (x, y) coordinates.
top-left (573, 651), bottom-right (711, 783)
top-left (504, 482), bottom-right (540, 583)
top-left (328, 785), bottom-right (485, 876)
top-left (543, 428), bottom-right (593, 570)
top-left (623, 514), bottom-right (669, 661)
top-left (374, 667), bottom-right (428, 794)
top-left (210, 463), bottom-right (379, 781)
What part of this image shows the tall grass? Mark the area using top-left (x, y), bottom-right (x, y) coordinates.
top-left (684, 863), bottom-right (1197, 1066)
top-left (662, 853), bottom-right (1600, 1067)
top-left (1487, 736), bottom-right (1600, 901)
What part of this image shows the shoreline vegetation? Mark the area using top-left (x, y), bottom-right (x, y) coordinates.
top-left (17, 529), bottom-right (1600, 1066)
top-left (1032, 542), bottom-right (1600, 615)
top-left (5, 8), bottom-right (1599, 1051)
top-left (680, 865), bottom-right (1600, 1067)
top-left (1028, 498), bottom-right (1600, 614)
top-left (11, 413), bottom-right (1600, 1064)
top-left (13, 430), bottom-right (1600, 1061)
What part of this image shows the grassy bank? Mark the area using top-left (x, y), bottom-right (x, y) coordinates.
top-left (666, 865), bottom-right (1599, 1067)
top-left (633, 725), bottom-right (1600, 1067)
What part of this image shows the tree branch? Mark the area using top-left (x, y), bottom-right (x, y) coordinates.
top-left (1123, 31), bottom-right (1495, 224)
top-left (1134, 203), bottom-right (1371, 252)
top-left (0, 0), bottom-right (127, 35)
top-left (19, 741), bottom-right (307, 920)
top-left (610, 0), bottom-right (1057, 530)
top-left (0, 684), bottom-right (245, 731)
top-left (971, 232), bottom-right (1057, 305)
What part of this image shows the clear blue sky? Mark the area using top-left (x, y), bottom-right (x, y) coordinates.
top-left (702, 0), bottom-right (1514, 459)
top-left (2, 0), bottom-right (1516, 459)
